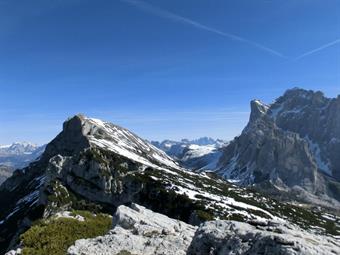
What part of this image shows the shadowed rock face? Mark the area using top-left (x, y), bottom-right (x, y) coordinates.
top-left (42, 115), bottom-right (91, 161)
top-left (271, 89), bottom-right (340, 179)
top-left (0, 165), bottom-right (13, 185)
top-left (214, 88), bottom-right (340, 207)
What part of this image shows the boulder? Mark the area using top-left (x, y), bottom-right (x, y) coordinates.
top-left (68, 204), bottom-right (197, 255)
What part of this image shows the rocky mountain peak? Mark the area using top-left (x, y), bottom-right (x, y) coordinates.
top-left (213, 88), bottom-right (340, 208)
top-left (249, 99), bottom-right (269, 123)
top-left (44, 114), bottom-right (179, 170)
top-left (42, 114), bottom-right (90, 161)
top-left (274, 87), bottom-right (329, 111)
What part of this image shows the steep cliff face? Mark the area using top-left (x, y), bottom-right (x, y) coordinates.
top-left (270, 89), bottom-right (340, 179)
top-left (0, 165), bottom-right (13, 184)
top-left (214, 88), bottom-right (340, 207)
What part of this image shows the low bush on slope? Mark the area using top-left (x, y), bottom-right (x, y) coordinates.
top-left (20, 211), bottom-right (111, 255)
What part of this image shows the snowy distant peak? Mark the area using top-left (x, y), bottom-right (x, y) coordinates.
top-left (0, 142), bottom-right (45, 169)
top-left (186, 137), bottom-right (222, 146)
top-left (153, 137), bottom-right (226, 148)
top-left (57, 114), bottom-right (179, 170)
top-left (151, 137), bottom-right (227, 170)
top-left (0, 142), bottom-right (39, 155)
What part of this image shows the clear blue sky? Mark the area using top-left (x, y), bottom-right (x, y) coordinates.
top-left (0, 0), bottom-right (339, 145)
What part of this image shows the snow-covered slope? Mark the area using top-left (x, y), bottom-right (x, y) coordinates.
top-left (81, 116), bottom-right (179, 170)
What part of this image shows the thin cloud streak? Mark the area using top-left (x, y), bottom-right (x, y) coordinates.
top-left (122, 0), bottom-right (286, 58)
top-left (295, 38), bottom-right (340, 60)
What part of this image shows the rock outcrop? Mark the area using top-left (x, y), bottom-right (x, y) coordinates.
top-left (68, 204), bottom-right (340, 255)
top-left (188, 219), bottom-right (340, 255)
top-left (68, 204), bottom-right (197, 255)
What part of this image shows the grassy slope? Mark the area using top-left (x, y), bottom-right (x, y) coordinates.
top-left (21, 211), bottom-right (111, 255)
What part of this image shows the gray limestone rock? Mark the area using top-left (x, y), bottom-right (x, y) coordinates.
top-left (214, 88), bottom-right (340, 207)
top-left (67, 204), bottom-right (197, 255)
top-left (188, 219), bottom-right (340, 255)
top-left (67, 204), bottom-right (340, 255)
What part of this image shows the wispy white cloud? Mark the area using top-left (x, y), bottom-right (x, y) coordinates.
top-left (294, 38), bottom-right (340, 60)
top-left (121, 0), bottom-right (286, 58)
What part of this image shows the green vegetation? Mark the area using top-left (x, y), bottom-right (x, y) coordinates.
top-left (195, 210), bottom-right (214, 221)
top-left (20, 211), bottom-right (111, 255)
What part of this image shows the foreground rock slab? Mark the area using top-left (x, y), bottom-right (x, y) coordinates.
top-left (68, 203), bottom-right (340, 255)
top-left (67, 204), bottom-right (197, 255)
top-left (188, 220), bottom-right (340, 255)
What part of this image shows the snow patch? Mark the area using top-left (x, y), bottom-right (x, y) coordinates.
top-left (305, 136), bottom-right (331, 176)
top-left (55, 211), bottom-right (85, 222)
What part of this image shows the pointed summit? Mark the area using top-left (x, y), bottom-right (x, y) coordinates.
top-left (249, 99), bottom-right (269, 123)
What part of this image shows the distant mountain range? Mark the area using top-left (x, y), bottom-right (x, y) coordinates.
top-left (0, 142), bottom-right (45, 184)
top-left (151, 138), bottom-right (226, 169)
top-left (1, 88), bottom-right (340, 255)
top-left (0, 142), bottom-right (45, 169)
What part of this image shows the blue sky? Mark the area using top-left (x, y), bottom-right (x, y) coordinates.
top-left (0, 0), bottom-right (339, 145)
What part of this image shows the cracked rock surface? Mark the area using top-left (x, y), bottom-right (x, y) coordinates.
top-left (67, 204), bottom-right (197, 255)
top-left (68, 204), bottom-right (340, 255)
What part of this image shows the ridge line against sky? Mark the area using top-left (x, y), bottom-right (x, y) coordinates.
top-left (122, 0), bottom-right (340, 61)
